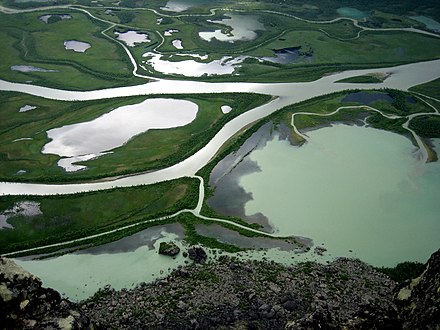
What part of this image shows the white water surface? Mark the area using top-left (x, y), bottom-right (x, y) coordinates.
top-left (142, 52), bottom-right (247, 76)
top-left (199, 14), bottom-right (265, 43)
top-left (42, 98), bottom-right (198, 170)
top-left (115, 31), bottom-right (150, 47)
top-left (239, 126), bottom-right (440, 266)
top-left (64, 40), bottom-right (91, 53)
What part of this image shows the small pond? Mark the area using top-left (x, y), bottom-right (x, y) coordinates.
top-left (172, 39), bottom-right (183, 49)
top-left (262, 46), bottom-right (313, 64)
top-left (39, 14), bottom-right (72, 24)
top-left (160, 0), bottom-right (209, 12)
top-left (11, 65), bottom-right (57, 73)
top-left (115, 31), bottom-right (150, 47)
top-left (142, 52), bottom-right (247, 77)
top-left (19, 105), bottom-right (37, 112)
top-left (0, 201), bottom-right (42, 229)
top-left (164, 29), bottom-right (179, 36)
top-left (199, 14), bottom-right (265, 43)
top-left (64, 40), bottom-right (91, 53)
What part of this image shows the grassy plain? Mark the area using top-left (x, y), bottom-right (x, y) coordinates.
top-left (409, 78), bottom-right (440, 99)
top-left (0, 177), bottom-right (199, 254)
top-left (0, 91), bottom-right (271, 182)
top-left (0, 10), bottom-right (144, 90)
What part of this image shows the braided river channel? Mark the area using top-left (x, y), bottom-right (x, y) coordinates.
top-left (1, 59), bottom-right (440, 300)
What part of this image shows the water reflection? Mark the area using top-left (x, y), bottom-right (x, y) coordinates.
top-left (64, 40), bottom-right (91, 53)
top-left (238, 126), bottom-right (440, 266)
top-left (199, 13), bottom-right (265, 43)
top-left (115, 31), bottom-right (151, 47)
top-left (42, 98), bottom-right (198, 171)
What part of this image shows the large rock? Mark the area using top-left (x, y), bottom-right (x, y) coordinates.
top-left (188, 246), bottom-right (207, 264)
top-left (397, 249), bottom-right (440, 330)
top-left (158, 241), bottom-right (180, 257)
top-left (0, 257), bottom-right (92, 329)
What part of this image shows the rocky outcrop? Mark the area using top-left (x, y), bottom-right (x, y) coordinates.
top-left (158, 241), bottom-right (180, 257)
top-left (0, 257), bottom-right (91, 330)
top-left (3, 249), bottom-right (440, 330)
top-left (81, 256), bottom-right (399, 329)
top-left (188, 246), bottom-right (207, 264)
top-left (397, 249), bottom-right (440, 330)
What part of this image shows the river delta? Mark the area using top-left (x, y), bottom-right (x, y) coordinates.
top-left (0, 0), bottom-right (439, 301)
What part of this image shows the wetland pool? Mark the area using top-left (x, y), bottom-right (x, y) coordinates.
top-left (14, 224), bottom-right (188, 301)
top-left (210, 124), bottom-right (440, 267)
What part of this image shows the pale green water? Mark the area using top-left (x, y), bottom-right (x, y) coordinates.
top-left (15, 230), bottom-right (187, 301)
top-left (240, 125), bottom-right (440, 266)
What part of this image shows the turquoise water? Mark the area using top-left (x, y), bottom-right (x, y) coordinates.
top-left (239, 125), bottom-right (440, 266)
top-left (15, 227), bottom-right (187, 301)
top-left (336, 7), bottom-right (368, 19)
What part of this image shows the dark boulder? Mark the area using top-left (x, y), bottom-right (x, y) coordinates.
top-left (188, 246), bottom-right (207, 264)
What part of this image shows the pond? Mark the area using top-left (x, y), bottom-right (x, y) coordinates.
top-left (262, 47), bottom-right (313, 64)
top-left (19, 105), bottom-right (37, 112)
top-left (42, 98), bottom-right (198, 171)
top-left (115, 31), bottom-right (150, 47)
top-left (11, 65), bottom-right (57, 73)
top-left (172, 39), bottom-right (183, 49)
top-left (142, 52), bottom-right (247, 76)
top-left (14, 224), bottom-right (188, 301)
top-left (160, 0), bottom-right (209, 12)
top-left (210, 124), bottom-right (440, 267)
top-left (199, 13), bottom-right (265, 43)
top-left (64, 40), bottom-right (91, 53)
top-left (0, 201), bottom-right (42, 229)
top-left (39, 14), bottom-right (71, 24)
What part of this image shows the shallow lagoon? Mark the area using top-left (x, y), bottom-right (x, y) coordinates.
top-left (15, 225), bottom-right (187, 301)
top-left (238, 125), bottom-right (440, 266)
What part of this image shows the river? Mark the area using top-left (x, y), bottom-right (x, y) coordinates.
top-left (1, 59), bottom-right (440, 195)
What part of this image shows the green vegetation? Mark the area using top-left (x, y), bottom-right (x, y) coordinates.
top-left (376, 261), bottom-right (426, 283)
top-left (410, 78), bottom-right (440, 99)
top-left (0, 10), bottom-right (144, 90)
top-left (0, 91), bottom-right (271, 182)
top-left (336, 75), bottom-right (384, 84)
top-left (409, 116), bottom-right (440, 138)
top-left (0, 177), bottom-right (199, 254)
top-left (178, 213), bottom-right (244, 253)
